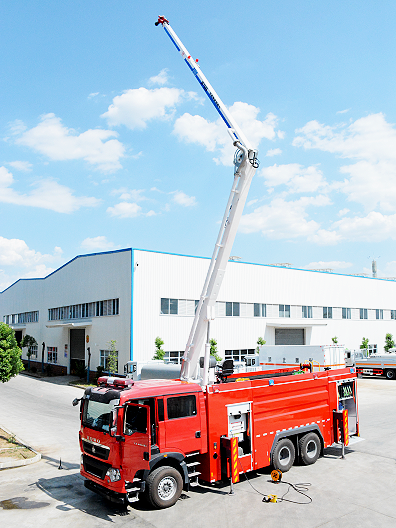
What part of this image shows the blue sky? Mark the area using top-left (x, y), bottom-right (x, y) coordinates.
top-left (2, 0), bottom-right (396, 290)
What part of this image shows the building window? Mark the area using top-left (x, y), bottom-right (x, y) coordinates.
top-left (360, 308), bottom-right (368, 320)
top-left (342, 308), bottom-right (351, 319)
top-left (302, 306), bottom-right (312, 318)
top-left (376, 309), bottom-right (383, 320)
top-left (392, 310), bottom-right (396, 320)
top-left (279, 304), bottom-right (290, 318)
top-left (167, 395), bottom-right (197, 419)
top-left (160, 298), bottom-right (178, 315)
top-left (323, 307), bottom-right (333, 319)
top-left (3, 311), bottom-right (39, 325)
top-left (47, 347), bottom-right (58, 364)
top-left (29, 345), bottom-right (38, 359)
top-left (100, 349), bottom-right (119, 371)
top-left (254, 303), bottom-right (266, 317)
top-left (163, 351), bottom-right (184, 364)
top-left (226, 302), bottom-right (240, 317)
top-left (48, 299), bottom-right (119, 321)
top-left (368, 344), bottom-right (377, 354)
top-left (225, 349), bottom-right (255, 362)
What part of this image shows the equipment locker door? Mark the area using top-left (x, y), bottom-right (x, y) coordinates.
top-left (122, 404), bottom-right (150, 481)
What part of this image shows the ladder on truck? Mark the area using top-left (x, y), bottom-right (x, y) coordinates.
top-left (156, 16), bottom-right (259, 386)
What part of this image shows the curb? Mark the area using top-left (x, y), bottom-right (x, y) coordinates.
top-left (0, 425), bottom-right (41, 470)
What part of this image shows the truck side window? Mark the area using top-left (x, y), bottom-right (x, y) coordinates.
top-left (157, 399), bottom-right (164, 421)
top-left (124, 406), bottom-right (147, 435)
top-left (167, 395), bottom-right (197, 419)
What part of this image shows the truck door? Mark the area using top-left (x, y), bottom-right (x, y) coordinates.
top-left (122, 404), bottom-right (150, 481)
top-left (163, 393), bottom-right (203, 454)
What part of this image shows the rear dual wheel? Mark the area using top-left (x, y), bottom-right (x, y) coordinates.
top-left (299, 432), bottom-right (321, 465)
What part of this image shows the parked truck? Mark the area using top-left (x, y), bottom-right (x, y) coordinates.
top-left (74, 17), bottom-right (360, 509)
top-left (258, 344), bottom-right (347, 371)
top-left (356, 352), bottom-right (396, 379)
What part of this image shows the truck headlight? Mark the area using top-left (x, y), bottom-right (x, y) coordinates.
top-left (106, 468), bottom-right (121, 482)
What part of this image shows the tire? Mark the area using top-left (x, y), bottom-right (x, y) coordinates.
top-left (385, 369), bottom-right (396, 380)
top-left (146, 466), bottom-right (183, 509)
top-left (271, 438), bottom-right (295, 472)
top-left (299, 432), bottom-right (320, 465)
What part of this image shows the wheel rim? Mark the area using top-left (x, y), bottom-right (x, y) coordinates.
top-left (306, 440), bottom-right (318, 459)
top-left (157, 476), bottom-right (177, 501)
top-left (279, 446), bottom-right (291, 466)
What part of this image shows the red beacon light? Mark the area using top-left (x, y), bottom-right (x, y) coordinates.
top-left (97, 376), bottom-right (134, 389)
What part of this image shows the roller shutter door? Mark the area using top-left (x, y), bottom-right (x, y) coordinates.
top-left (275, 328), bottom-right (305, 345)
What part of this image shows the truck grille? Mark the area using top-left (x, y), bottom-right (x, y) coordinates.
top-left (83, 454), bottom-right (111, 480)
top-left (83, 440), bottom-right (110, 461)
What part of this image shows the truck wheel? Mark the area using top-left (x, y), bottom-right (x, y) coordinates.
top-left (299, 432), bottom-right (320, 465)
top-left (385, 369), bottom-right (396, 380)
top-left (272, 438), bottom-right (295, 472)
top-left (146, 466), bottom-right (183, 509)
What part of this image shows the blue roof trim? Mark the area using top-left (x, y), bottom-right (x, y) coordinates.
top-left (1, 246), bottom-right (394, 294)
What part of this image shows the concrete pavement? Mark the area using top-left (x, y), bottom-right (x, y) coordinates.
top-left (0, 374), bottom-right (395, 527)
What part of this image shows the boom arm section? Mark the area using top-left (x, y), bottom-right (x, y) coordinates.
top-left (157, 17), bottom-right (259, 384)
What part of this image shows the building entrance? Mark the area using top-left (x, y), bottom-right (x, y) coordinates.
top-left (70, 328), bottom-right (85, 375)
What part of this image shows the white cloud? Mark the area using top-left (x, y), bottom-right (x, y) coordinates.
top-left (173, 103), bottom-right (281, 166)
top-left (293, 113), bottom-right (396, 212)
top-left (8, 119), bottom-right (27, 135)
top-left (239, 196), bottom-right (329, 239)
top-left (266, 148), bottom-right (282, 157)
top-left (260, 163), bottom-right (328, 194)
top-left (107, 202), bottom-right (143, 218)
top-left (0, 166), bottom-right (101, 213)
top-left (0, 236), bottom-right (64, 290)
top-left (338, 208), bottom-right (350, 217)
top-left (16, 113), bottom-right (125, 172)
top-left (172, 191), bottom-right (197, 207)
top-left (336, 108), bottom-right (351, 114)
top-left (8, 161), bottom-right (32, 172)
top-left (149, 69), bottom-right (169, 86)
top-left (111, 188), bottom-right (147, 202)
top-left (101, 87), bottom-right (188, 130)
top-left (304, 261), bottom-right (353, 270)
top-left (81, 236), bottom-right (120, 251)
top-left (332, 211), bottom-right (396, 242)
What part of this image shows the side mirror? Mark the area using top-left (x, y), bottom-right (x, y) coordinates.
top-left (109, 408), bottom-right (118, 437)
top-left (72, 398), bottom-right (81, 407)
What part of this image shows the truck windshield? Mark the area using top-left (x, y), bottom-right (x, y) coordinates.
top-left (82, 399), bottom-right (119, 432)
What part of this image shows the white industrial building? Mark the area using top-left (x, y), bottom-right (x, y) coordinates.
top-left (1, 247), bottom-right (395, 375)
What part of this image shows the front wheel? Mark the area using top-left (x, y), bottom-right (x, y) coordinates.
top-left (146, 466), bottom-right (183, 509)
top-left (385, 369), bottom-right (396, 380)
top-left (299, 432), bottom-right (320, 465)
top-left (271, 438), bottom-right (295, 472)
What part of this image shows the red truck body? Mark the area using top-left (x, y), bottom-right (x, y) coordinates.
top-left (78, 366), bottom-right (359, 507)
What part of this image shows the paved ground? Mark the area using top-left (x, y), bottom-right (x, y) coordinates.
top-left (0, 374), bottom-right (395, 527)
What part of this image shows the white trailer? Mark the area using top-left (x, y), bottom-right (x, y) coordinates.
top-left (355, 353), bottom-right (396, 380)
top-left (258, 344), bottom-right (347, 371)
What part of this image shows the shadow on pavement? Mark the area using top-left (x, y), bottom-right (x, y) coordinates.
top-left (36, 473), bottom-right (132, 521)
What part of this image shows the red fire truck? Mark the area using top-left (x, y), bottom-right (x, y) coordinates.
top-left (75, 18), bottom-right (360, 509)
top-left (77, 366), bottom-right (358, 508)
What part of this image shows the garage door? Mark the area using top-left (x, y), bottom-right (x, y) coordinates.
top-left (275, 328), bottom-right (305, 345)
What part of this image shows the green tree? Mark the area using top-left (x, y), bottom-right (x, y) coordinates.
top-left (331, 336), bottom-right (338, 344)
top-left (153, 337), bottom-right (165, 360)
top-left (209, 339), bottom-right (222, 362)
top-left (107, 340), bottom-right (118, 375)
top-left (360, 337), bottom-right (369, 350)
top-left (0, 323), bottom-right (24, 383)
top-left (256, 337), bottom-right (266, 353)
top-left (20, 334), bottom-right (37, 370)
top-left (384, 333), bottom-right (395, 352)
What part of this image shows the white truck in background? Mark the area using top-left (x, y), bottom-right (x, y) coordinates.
top-left (257, 344), bottom-right (347, 371)
top-left (355, 352), bottom-right (396, 380)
